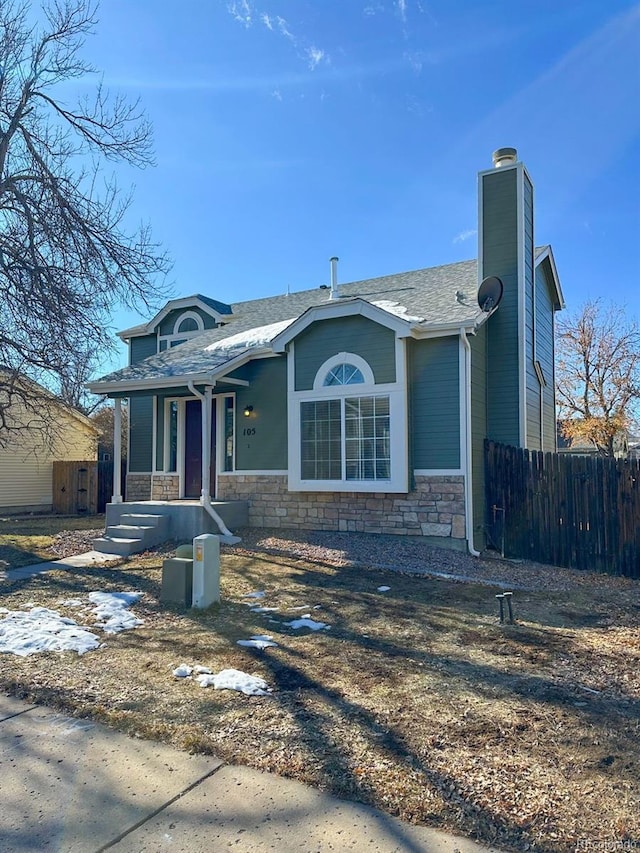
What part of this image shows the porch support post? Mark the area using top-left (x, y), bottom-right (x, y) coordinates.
top-left (112, 397), bottom-right (123, 504)
top-left (201, 386), bottom-right (213, 502)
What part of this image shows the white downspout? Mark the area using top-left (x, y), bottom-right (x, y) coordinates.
top-left (187, 380), bottom-right (236, 539)
top-left (460, 329), bottom-right (481, 557)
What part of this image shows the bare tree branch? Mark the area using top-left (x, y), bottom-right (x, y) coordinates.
top-left (556, 300), bottom-right (640, 456)
top-left (0, 0), bottom-right (172, 449)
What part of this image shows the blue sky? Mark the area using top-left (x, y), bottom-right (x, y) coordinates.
top-left (72, 0), bottom-right (639, 374)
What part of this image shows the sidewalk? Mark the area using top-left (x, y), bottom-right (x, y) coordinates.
top-left (1, 694), bottom-right (499, 853)
top-left (2, 550), bottom-right (122, 582)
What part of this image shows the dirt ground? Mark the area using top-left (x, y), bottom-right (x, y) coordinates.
top-left (0, 533), bottom-right (638, 852)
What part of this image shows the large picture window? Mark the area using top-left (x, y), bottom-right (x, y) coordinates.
top-left (300, 395), bottom-right (391, 481)
top-left (290, 350), bottom-right (406, 492)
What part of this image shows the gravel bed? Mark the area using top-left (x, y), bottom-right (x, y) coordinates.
top-left (223, 527), bottom-right (637, 593)
top-left (49, 528), bottom-right (105, 558)
top-left (50, 524), bottom-right (636, 593)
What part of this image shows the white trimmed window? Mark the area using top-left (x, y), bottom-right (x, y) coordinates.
top-left (158, 311), bottom-right (206, 351)
top-left (289, 350), bottom-right (408, 493)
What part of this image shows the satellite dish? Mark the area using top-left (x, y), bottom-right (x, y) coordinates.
top-left (477, 276), bottom-right (504, 313)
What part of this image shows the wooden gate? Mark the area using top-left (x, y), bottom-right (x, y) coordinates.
top-left (52, 461), bottom-right (98, 515)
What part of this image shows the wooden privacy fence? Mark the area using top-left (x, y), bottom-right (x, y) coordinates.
top-left (53, 461), bottom-right (126, 515)
top-left (485, 441), bottom-right (640, 578)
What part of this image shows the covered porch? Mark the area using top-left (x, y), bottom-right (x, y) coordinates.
top-left (93, 371), bottom-right (255, 553)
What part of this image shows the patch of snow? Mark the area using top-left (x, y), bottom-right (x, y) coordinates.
top-left (285, 617), bottom-right (330, 631)
top-left (250, 605), bottom-right (278, 613)
top-left (196, 668), bottom-right (271, 695)
top-left (371, 300), bottom-right (424, 323)
top-left (60, 599), bottom-right (84, 608)
top-left (289, 604), bottom-right (311, 611)
top-left (172, 664), bottom-right (193, 678)
top-left (193, 664), bottom-right (212, 674)
top-left (377, 586), bottom-right (391, 592)
top-left (243, 591), bottom-right (266, 599)
top-left (205, 318), bottom-right (295, 353)
top-left (0, 591), bottom-right (144, 657)
top-left (236, 633), bottom-right (277, 650)
top-left (237, 636), bottom-right (278, 650)
top-left (88, 591), bottom-right (143, 634)
top-left (0, 607), bottom-right (100, 657)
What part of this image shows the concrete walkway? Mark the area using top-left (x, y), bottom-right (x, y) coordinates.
top-left (2, 550), bottom-right (122, 582)
top-left (0, 694), bottom-right (499, 853)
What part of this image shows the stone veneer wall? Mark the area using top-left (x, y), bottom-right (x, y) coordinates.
top-left (217, 474), bottom-right (466, 539)
top-left (126, 473), bottom-right (152, 502)
top-left (151, 474), bottom-right (180, 501)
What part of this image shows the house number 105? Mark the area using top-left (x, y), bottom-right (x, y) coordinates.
top-left (243, 427), bottom-right (256, 436)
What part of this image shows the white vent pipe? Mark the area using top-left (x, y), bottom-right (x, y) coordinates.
top-left (329, 256), bottom-right (339, 299)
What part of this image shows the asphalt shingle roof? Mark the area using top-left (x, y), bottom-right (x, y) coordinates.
top-left (93, 249), bottom-right (553, 389)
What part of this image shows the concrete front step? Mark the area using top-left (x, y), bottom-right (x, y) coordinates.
top-left (105, 524), bottom-right (160, 546)
top-left (119, 513), bottom-right (168, 528)
top-left (94, 513), bottom-right (170, 556)
top-left (92, 536), bottom-right (146, 557)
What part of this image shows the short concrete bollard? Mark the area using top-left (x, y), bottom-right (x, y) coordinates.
top-left (192, 533), bottom-right (220, 608)
top-left (161, 557), bottom-right (193, 607)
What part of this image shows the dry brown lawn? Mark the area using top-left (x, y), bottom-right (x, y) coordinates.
top-left (0, 514), bottom-right (104, 569)
top-left (0, 547), bottom-right (639, 852)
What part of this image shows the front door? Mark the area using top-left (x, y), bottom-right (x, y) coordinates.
top-left (184, 399), bottom-right (216, 498)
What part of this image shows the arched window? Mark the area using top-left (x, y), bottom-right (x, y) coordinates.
top-left (312, 353), bottom-right (375, 390)
top-left (172, 311), bottom-right (204, 336)
top-left (323, 363), bottom-right (365, 386)
top-left (158, 310), bottom-right (206, 351)
top-left (176, 316), bottom-right (199, 333)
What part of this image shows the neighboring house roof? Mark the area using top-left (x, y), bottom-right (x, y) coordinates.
top-left (1, 373), bottom-right (99, 435)
top-left (90, 248), bottom-right (561, 394)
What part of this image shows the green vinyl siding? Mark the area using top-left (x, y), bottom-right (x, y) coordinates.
top-left (536, 262), bottom-right (558, 452)
top-left (482, 166), bottom-right (520, 446)
top-left (470, 325), bottom-right (487, 549)
top-left (228, 357), bottom-right (288, 470)
top-left (294, 316), bottom-right (395, 391)
top-left (130, 334), bottom-right (157, 365)
top-left (128, 396), bottom-right (153, 472)
top-left (523, 172), bottom-right (541, 449)
top-left (409, 337), bottom-right (460, 470)
top-left (155, 397), bottom-right (163, 471)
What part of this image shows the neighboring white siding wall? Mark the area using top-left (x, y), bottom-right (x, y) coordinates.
top-left (0, 404), bottom-right (97, 510)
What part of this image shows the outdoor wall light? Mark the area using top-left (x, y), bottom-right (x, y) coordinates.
top-left (243, 405), bottom-right (254, 417)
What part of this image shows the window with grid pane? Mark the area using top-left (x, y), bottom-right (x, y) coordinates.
top-left (301, 400), bottom-right (342, 479)
top-left (300, 395), bottom-right (390, 482)
top-left (345, 396), bottom-right (390, 480)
